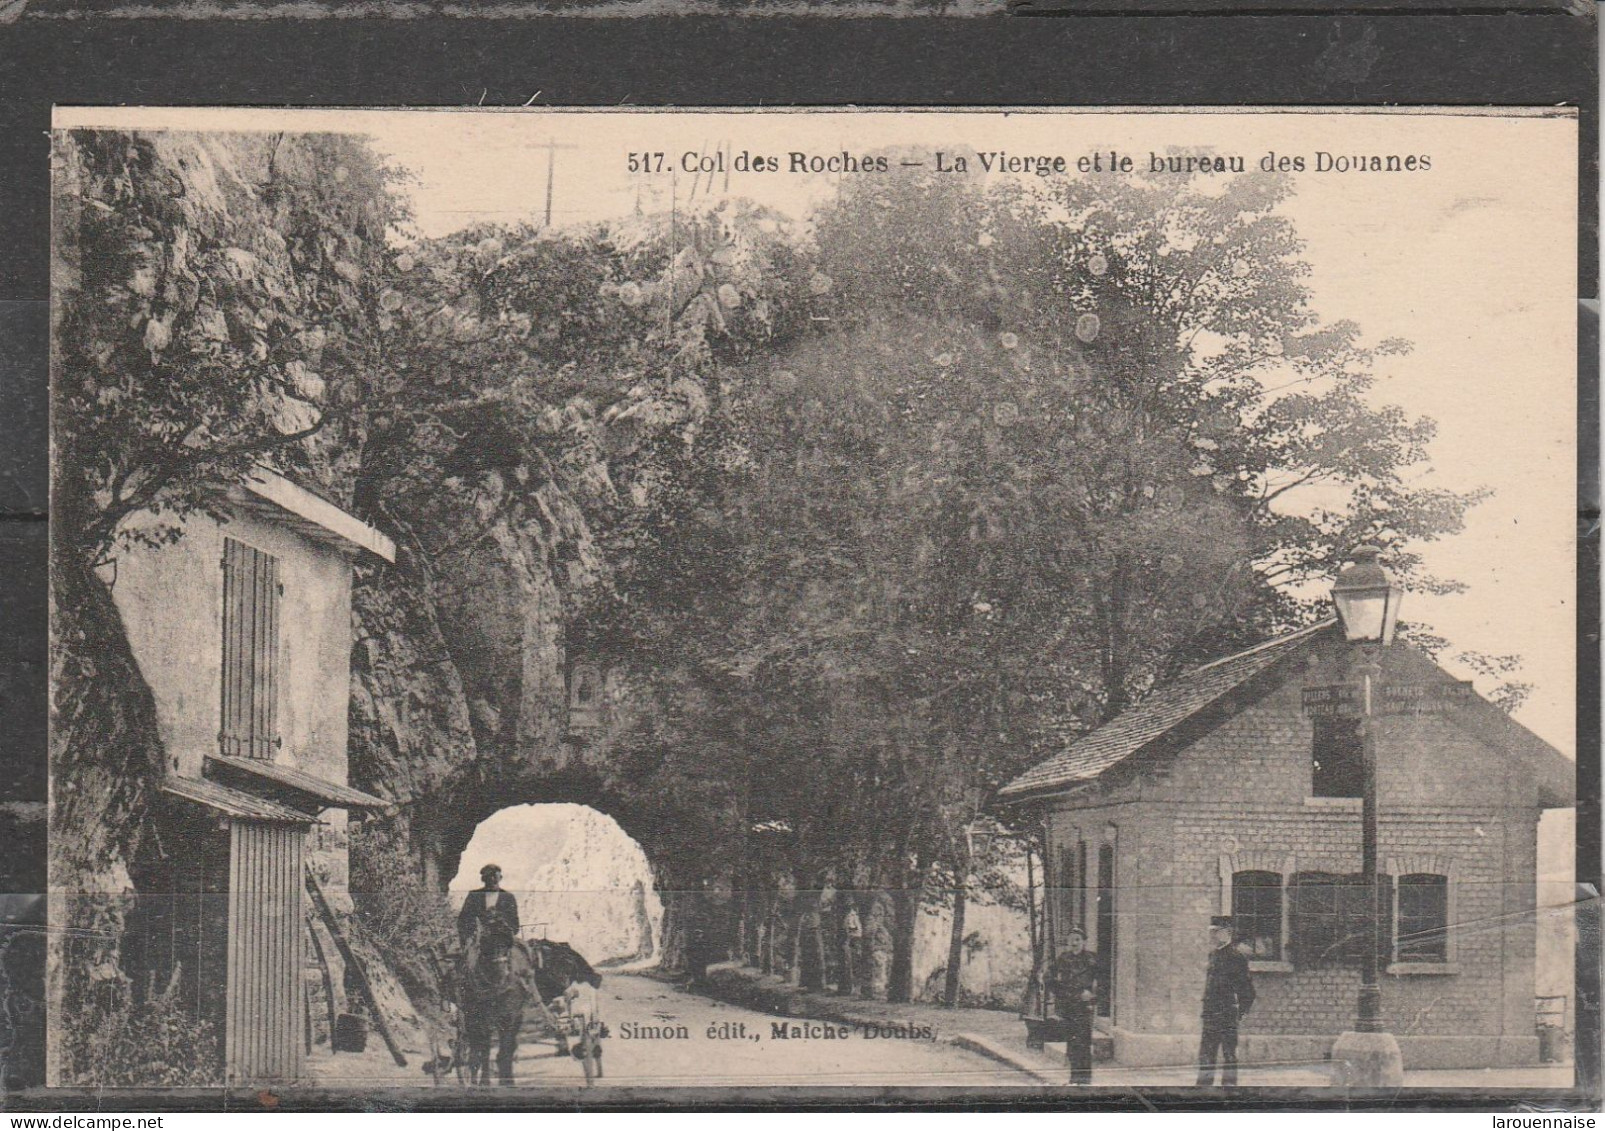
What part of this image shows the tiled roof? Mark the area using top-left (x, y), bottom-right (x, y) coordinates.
top-left (999, 621), bottom-right (1336, 801)
top-left (207, 754), bottom-right (389, 810)
top-left (161, 776), bottom-right (318, 824)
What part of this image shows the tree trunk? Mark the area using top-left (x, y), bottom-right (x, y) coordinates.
top-left (785, 883), bottom-right (804, 985)
top-left (1101, 555), bottom-right (1133, 719)
top-left (798, 885), bottom-right (826, 992)
top-left (886, 860), bottom-right (922, 1004)
top-left (657, 867), bottom-right (691, 973)
top-left (760, 891), bottom-right (777, 975)
top-left (736, 882), bottom-right (752, 966)
top-left (942, 862), bottom-right (968, 1008)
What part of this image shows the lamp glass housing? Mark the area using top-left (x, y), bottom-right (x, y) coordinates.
top-left (1331, 552), bottom-right (1404, 645)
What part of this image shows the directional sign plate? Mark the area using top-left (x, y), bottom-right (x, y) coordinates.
top-left (1374, 680), bottom-right (1475, 716)
top-left (1301, 679), bottom-right (1476, 718)
top-left (1301, 683), bottom-right (1364, 718)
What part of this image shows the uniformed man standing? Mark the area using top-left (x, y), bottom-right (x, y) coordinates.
top-left (1049, 926), bottom-right (1099, 1085)
top-left (458, 863), bottom-right (520, 957)
top-left (1196, 914), bottom-right (1256, 1088)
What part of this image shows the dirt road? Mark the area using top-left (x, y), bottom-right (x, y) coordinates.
top-left (506, 972), bottom-right (1030, 1088)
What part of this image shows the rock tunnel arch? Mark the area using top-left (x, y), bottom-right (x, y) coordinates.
top-left (344, 488), bottom-right (723, 978)
top-left (354, 758), bottom-right (709, 974)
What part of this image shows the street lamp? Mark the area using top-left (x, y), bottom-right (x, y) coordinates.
top-left (1331, 545), bottom-right (1403, 647)
top-left (1328, 545), bottom-right (1406, 1088)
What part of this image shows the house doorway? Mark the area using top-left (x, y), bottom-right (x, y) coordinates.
top-left (123, 806), bottom-right (231, 1078)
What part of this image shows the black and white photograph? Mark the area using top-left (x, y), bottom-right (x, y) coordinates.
top-left (43, 107), bottom-right (1580, 1096)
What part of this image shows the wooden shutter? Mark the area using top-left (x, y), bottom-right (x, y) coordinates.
top-left (221, 538), bottom-right (280, 760)
top-left (1397, 874), bottom-right (1448, 961)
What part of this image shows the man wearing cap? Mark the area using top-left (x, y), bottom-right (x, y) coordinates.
top-left (1049, 926), bottom-right (1099, 1085)
top-left (1196, 915), bottom-right (1256, 1088)
top-left (458, 864), bottom-right (521, 956)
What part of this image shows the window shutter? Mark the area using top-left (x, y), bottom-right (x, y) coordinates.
top-left (221, 538), bottom-right (281, 760)
top-left (1397, 874), bottom-right (1449, 961)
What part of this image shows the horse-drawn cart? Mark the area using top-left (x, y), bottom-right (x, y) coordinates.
top-left (430, 934), bottom-right (606, 1087)
top-left (522, 972), bottom-right (606, 1085)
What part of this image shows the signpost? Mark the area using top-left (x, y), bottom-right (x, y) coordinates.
top-left (1303, 667), bottom-right (1476, 1085)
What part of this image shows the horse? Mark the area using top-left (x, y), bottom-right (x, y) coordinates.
top-left (456, 925), bottom-right (535, 1086)
top-left (454, 928), bottom-right (605, 1085)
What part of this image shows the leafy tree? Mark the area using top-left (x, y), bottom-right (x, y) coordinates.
top-left (595, 159), bottom-right (1488, 1000)
top-left (53, 130), bottom-right (398, 566)
top-left (52, 127), bottom-right (1497, 1018)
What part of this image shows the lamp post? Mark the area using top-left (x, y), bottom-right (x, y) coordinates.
top-left (1328, 546), bottom-right (1406, 1088)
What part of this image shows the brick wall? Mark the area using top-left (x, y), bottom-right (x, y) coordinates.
top-left (1043, 637), bottom-right (1548, 1061)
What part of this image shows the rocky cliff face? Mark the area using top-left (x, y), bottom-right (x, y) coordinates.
top-left (347, 549), bottom-right (480, 891)
top-left (346, 470), bottom-right (614, 896)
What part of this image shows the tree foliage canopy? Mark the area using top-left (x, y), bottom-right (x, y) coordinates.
top-left (53, 133), bottom-right (1508, 1009)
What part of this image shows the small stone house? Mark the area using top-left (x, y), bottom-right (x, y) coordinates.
top-left (105, 469), bottom-right (393, 1084)
top-left (998, 620), bottom-right (1574, 1070)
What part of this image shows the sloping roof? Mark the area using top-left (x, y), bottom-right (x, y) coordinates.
top-left (206, 754), bottom-right (389, 811)
top-left (999, 620), bottom-right (1336, 801)
top-left (229, 469), bottom-right (395, 563)
top-left (161, 776), bottom-right (318, 824)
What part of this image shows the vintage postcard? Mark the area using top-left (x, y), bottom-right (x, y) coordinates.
top-left (44, 106), bottom-right (1580, 1097)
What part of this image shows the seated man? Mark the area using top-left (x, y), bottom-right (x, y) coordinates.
top-left (458, 863), bottom-right (521, 956)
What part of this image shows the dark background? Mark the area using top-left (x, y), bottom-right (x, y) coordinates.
top-left (0, 5), bottom-right (1596, 1110)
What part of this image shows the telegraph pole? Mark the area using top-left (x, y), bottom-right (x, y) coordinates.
top-left (542, 140), bottom-right (581, 229)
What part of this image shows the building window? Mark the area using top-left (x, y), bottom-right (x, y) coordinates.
top-left (1055, 844), bottom-right (1075, 943)
top-left (1396, 873), bottom-right (1449, 962)
top-left (1289, 871), bottom-right (1392, 969)
top-left (1076, 839), bottom-right (1089, 932)
top-left (1052, 836), bottom-right (1092, 943)
top-left (1312, 716), bottom-right (1364, 798)
top-left (1231, 870), bottom-right (1283, 961)
top-left (220, 538), bottom-right (280, 760)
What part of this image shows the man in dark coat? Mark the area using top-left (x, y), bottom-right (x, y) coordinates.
top-left (1049, 927), bottom-right (1099, 1085)
top-left (1196, 915), bottom-right (1256, 1087)
top-left (458, 864), bottom-right (520, 956)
